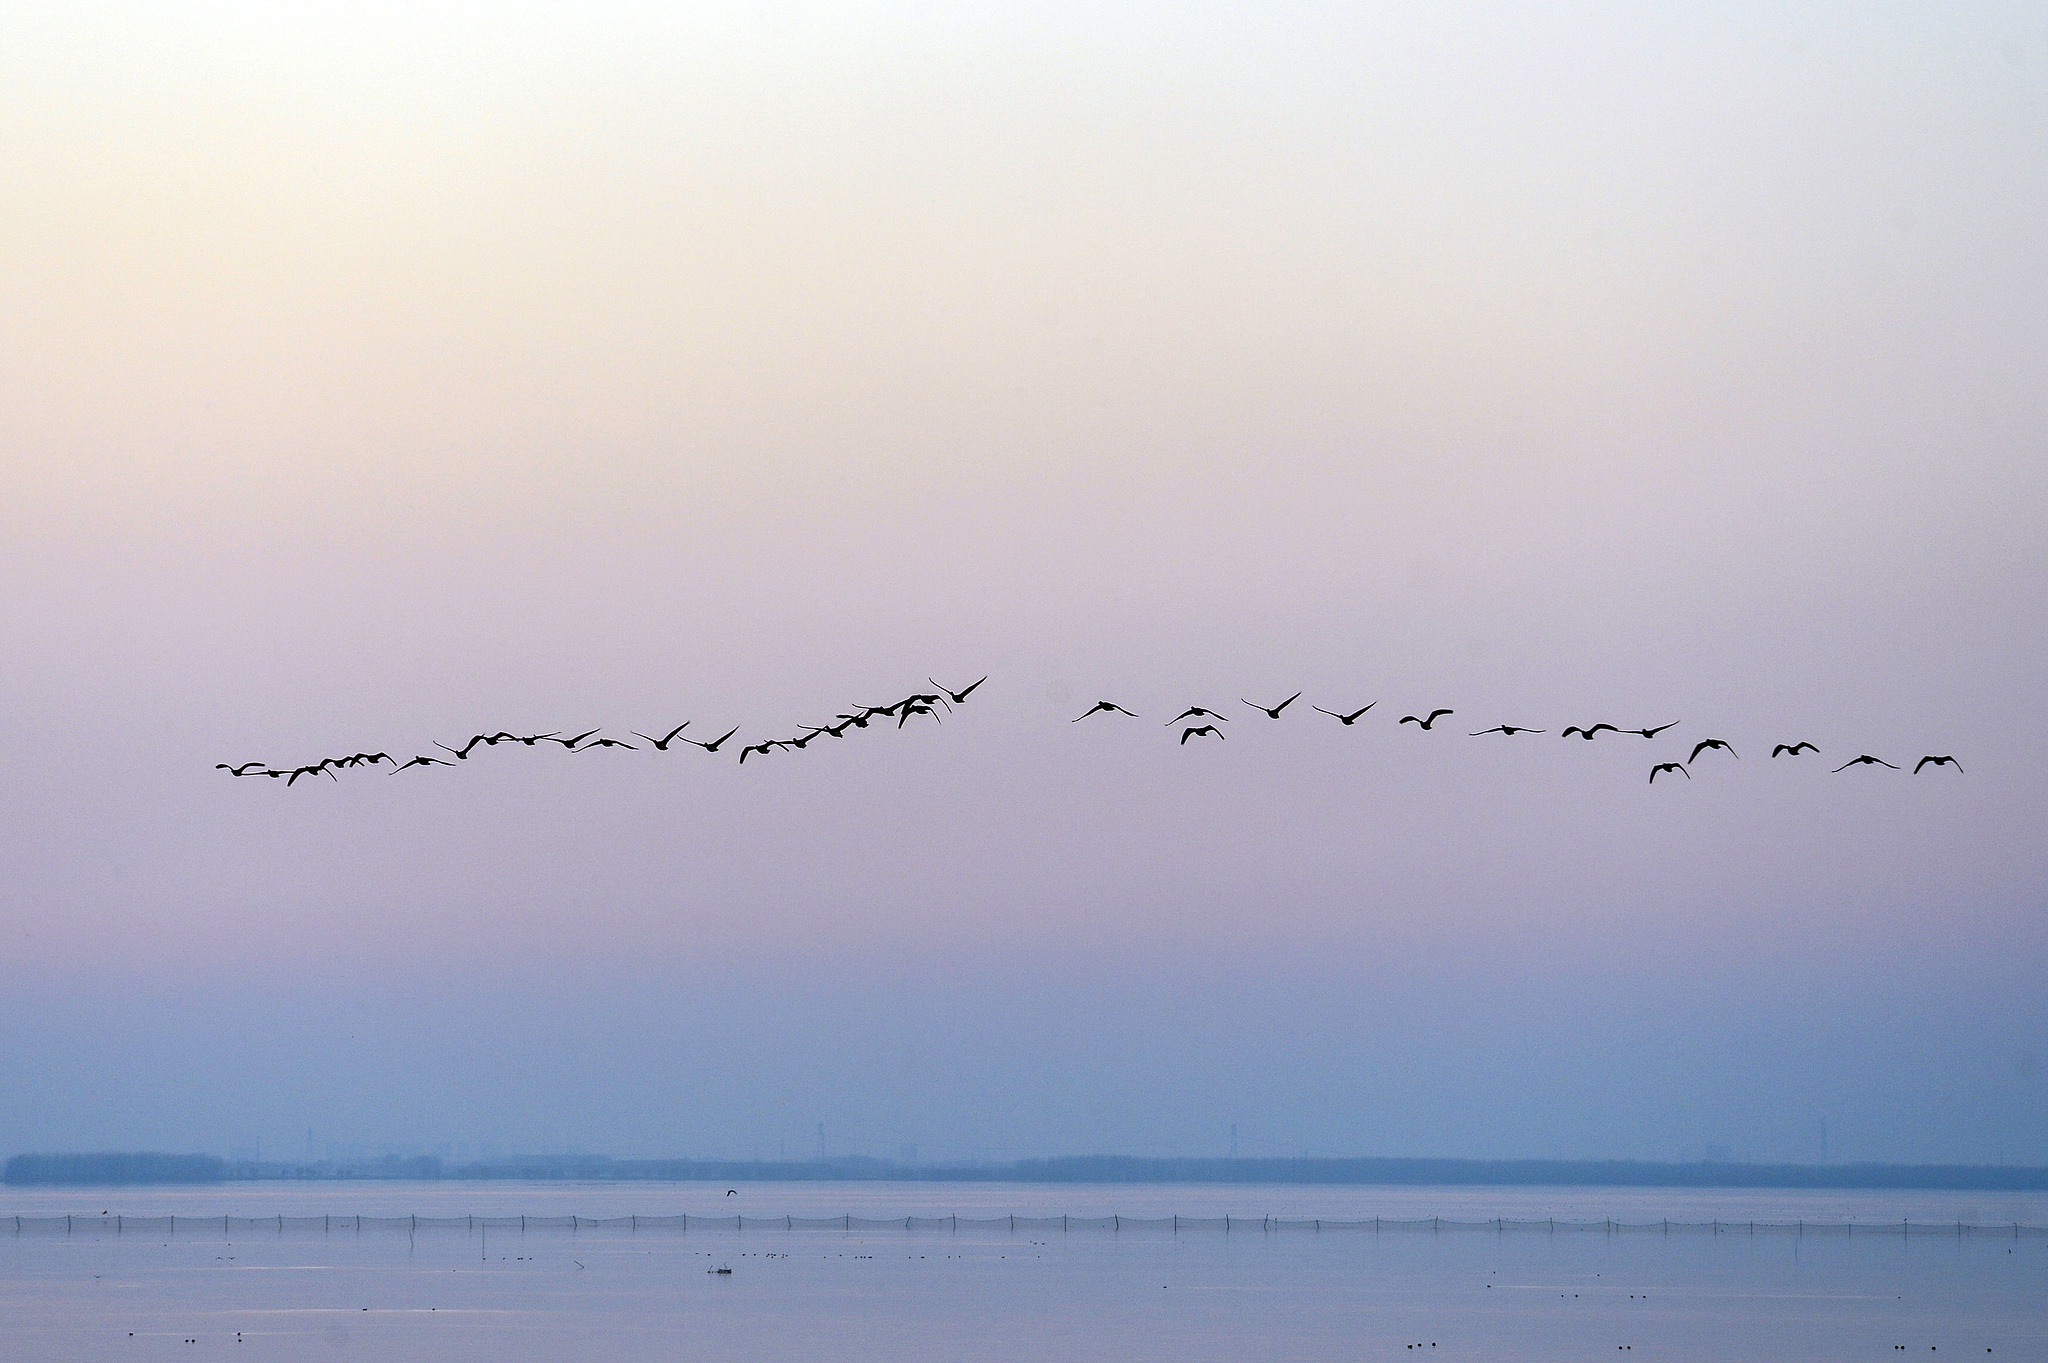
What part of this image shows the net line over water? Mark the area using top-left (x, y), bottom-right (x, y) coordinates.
top-left (9, 1213), bottom-right (2046, 1239)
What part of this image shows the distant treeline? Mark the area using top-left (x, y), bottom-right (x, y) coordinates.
top-left (11, 1151), bottom-right (2045, 1190)
top-left (5, 1152), bottom-right (225, 1185)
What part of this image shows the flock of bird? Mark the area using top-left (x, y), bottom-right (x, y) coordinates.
top-left (217, 676), bottom-right (1964, 788)
top-left (214, 678), bottom-right (988, 785)
top-left (1069, 691), bottom-right (1963, 784)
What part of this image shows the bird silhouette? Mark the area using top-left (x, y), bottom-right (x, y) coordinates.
top-left (435, 735), bottom-right (492, 760)
top-left (1771, 742), bottom-right (1819, 758)
top-left (1244, 693), bottom-right (1302, 720)
top-left (632, 723), bottom-right (692, 750)
top-left (285, 765), bottom-right (336, 786)
top-left (1166, 707), bottom-right (1228, 725)
top-left (548, 729), bottom-right (603, 751)
top-left (1470, 725), bottom-right (1545, 736)
top-left (216, 762), bottom-right (268, 776)
top-left (1833, 754), bottom-right (1898, 772)
top-left (1180, 725), bottom-right (1225, 745)
top-left (577, 736), bottom-right (638, 751)
top-left (390, 755), bottom-right (453, 773)
top-left (898, 703), bottom-right (940, 727)
top-left (1688, 739), bottom-right (1738, 762)
top-left (1913, 755), bottom-right (1963, 774)
top-left (836, 712), bottom-right (874, 729)
top-left (931, 677), bottom-right (987, 705)
top-left (1626, 722), bottom-right (1680, 739)
top-left (1649, 762), bottom-right (1690, 784)
top-left (1074, 701), bottom-right (1138, 721)
top-left (684, 726), bottom-right (741, 753)
top-left (339, 752), bottom-right (394, 769)
top-left (1561, 724), bottom-right (1619, 740)
top-left (1313, 704), bottom-right (1376, 725)
top-left (859, 701), bottom-right (905, 718)
top-left (1399, 709), bottom-right (1454, 730)
top-left (507, 733), bottom-right (558, 746)
top-left (737, 742), bottom-right (775, 764)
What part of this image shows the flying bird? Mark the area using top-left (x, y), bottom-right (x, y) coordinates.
top-left (632, 723), bottom-right (692, 750)
top-left (898, 703), bottom-right (940, 727)
top-left (1180, 725), bottom-right (1225, 745)
top-left (931, 677), bottom-right (987, 705)
top-left (435, 735), bottom-right (492, 760)
top-left (1913, 755), bottom-right (1963, 774)
top-left (1313, 704), bottom-right (1376, 725)
top-left (1166, 707), bottom-right (1229, 725)
top-left (1649, 762), bottom-right (1690, 784)
top-left (737, 742), bottom-right (775, 764)
top-left (1399, 709), bottom-right (1454, 730)
top-left (1833, 754), bottom-right (1899, 772)
top-left (1244, 693), bottom-right (1303, 720)
top-left (1470, 725), bottom-right (1545, 736)
top-left (548, 729), bottom-right (603, 751)
top-left (285, 765), bottom-right (336, 786)
top-left (835, 712), bottom-right (874, 730)
top-left (1626, 723), bottom-right (1680, 739)
top-left (215, 762), bottom-right (268, 776)
top-left (341, 752), bottom-right (394, 768)
top-left (684, 726), bottom-right (741, 753)
top-left (1074, 701), bottom-right (1138, 721)
top-left (390, 755), bottom-right (453, 773)
top-left (1688, 739), bottom-right (1738, 763)
top-left (1561, 724), bottom-right (1619, 740)
top-left (1771, 742), bottom-right (1819, 758)
top-left (859, 701), bottom-right (905, 718)
top-left (576, 736), bottom-right (638, 751)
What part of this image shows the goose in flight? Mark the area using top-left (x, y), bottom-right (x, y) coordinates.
top-left (835, 712), bottom-right (875, 730)
top-left (1913, 755), bottom-right (1962, 774)
top-left (1688, 739), bottom-right (1738, 763)
top-left (576, 736), bottom-right (638, 751)
top-left (547, 729), bottom-right (603, 751)
top-left (435, 734), bottom-right (495, 760)
top-left (390, 755), bottom-right (454, 773)
top-left (1561, 724), bottom-right (1618, 740)
top-left (1166, 707), bottom-right (1228, 725)
top-left (216, 762), bottom-right (268, 777)
top-left (1833, 754), bottom-right (1898, 772)
top-left (1180, 724), bottom-right (1225, 745)
top-left (1399, 709), bottom-right (1454, 730)
top-left (1074, 701), bottom-right (1138, 721)
top-left (1626, 722), bottom-right (1680, 739)
top-left (1313, 704), bottom-right (1376, 725)
top-left (931, 677), bottom-right (987, 705)
top-left (1771, 742), bottom-right (1819, 758)
top-left (1244, 693), bottom-right (1303, 720)
top-left (338, 752), bottom-right (394, 769)
top-left (898, 702), bottom-right (940, 727)
top-left (285, 764), bottom-right (337, 786)
top-left (633, 723), bottom-right (692, 750)
top-left (684, 726), bottom-right (741, 753)
top-left (1470, 725), bottom-right (1545, 737)
top-left (737, 742), bottom-right (775, 764)
top-left (1649, 762), bottom-right (1689, 784)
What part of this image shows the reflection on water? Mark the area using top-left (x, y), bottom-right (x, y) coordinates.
top-left (2, 1183), bottom-right (2042, 1361)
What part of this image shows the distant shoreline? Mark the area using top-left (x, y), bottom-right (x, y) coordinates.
top-left (10, 1152), bottom-right (2047, 1190)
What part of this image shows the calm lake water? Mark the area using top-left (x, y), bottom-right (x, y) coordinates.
top-left (3, 1181), bottom-right (2043, 1360)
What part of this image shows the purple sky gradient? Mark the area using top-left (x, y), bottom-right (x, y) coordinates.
top-left (0, 2), bottom-right (2043, 1163)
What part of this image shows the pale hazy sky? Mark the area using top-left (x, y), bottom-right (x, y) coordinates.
top-left (1, 2), bottom-right (2044, 1166)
